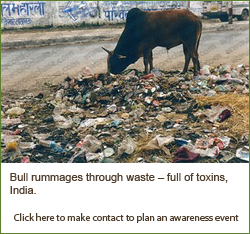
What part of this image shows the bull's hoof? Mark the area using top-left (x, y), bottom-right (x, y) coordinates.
top-left (179, 71), bottom-right (187, 75)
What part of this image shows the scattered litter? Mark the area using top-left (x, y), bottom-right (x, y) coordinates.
top-left (143, 135), bottom-right (174, 156)
top-left (118, 136), bottom-right (136, 156)
top-left (220, 151), bottom-right (235, 163)
top-left (174, 146), bottom-right (199, 162)
top-left (21, 156), bottom-right (30, 163)
top-left (6, 107), bottom-right (25, 116)
top-left (103, 148), bottom-right (115, 157)
top-left (218, 109), bottom-right (232, 123)
top-left (236, 147), bottom-right (249, 162)
top-left (205, 106), bottom-right (231, 123)
top-left (151, 156), bottom-right (167, 163)
top-left (6, 141), bottom-right (18, 151)
top-left (195, 138), bottom-right (214, 149)
top-left (1, 64), bottom-right (248, 163)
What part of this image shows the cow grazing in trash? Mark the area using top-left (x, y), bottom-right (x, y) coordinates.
top-left (102, 8), bottom-right (202, 76)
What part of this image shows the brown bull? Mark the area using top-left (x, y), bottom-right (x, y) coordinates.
top-left (102, 8), bottom-right (202, 76)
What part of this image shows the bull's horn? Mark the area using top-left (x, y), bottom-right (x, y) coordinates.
top-left (118, 55), bottom-right (127, 59)
top-left (102, 47), bottom-right (112, 55)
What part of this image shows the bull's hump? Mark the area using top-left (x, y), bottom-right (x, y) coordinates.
top-left (128, 8), bottom-right (142, 13)
top-left (126, 8), bottom-right (144, 22)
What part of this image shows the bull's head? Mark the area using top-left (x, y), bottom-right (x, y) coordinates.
top-left (102, 47), bottom-right (129, 74)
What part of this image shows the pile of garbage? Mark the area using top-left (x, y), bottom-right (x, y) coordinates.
top-left (1, 64), bottom-right (249, 163)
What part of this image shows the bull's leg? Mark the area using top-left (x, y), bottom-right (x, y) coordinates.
top-left (149, 51), bottom-right (153, 72)
top-left (182, 44), bottom-right (191, 73)
top-left (195, 45), bottom-right (201, 72)
top-left (196, 33), bottom-right (201, 72)
top-left (143, 50), bottom-right (151, 74)
top-left (197, 58), bottom-right (201, 71)
top-left (143, 58), bottom-right (149, 74)
top-left (192, 50), bottom-right (199, 76)
top-left (183, 30), bottom-right (201, 76)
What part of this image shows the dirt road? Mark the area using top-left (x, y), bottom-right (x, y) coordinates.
top-left (1, 29), bottom-right (249, 98)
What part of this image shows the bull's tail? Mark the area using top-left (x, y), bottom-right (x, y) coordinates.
top-left (195, 21), bottom-right (202, 71)
top-left (196, 21), bottom-right (202, 52)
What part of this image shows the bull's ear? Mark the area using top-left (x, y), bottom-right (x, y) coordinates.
top-left (118, 55), bottom-right (127, 59)
top-left (102, 47), bottom-right (112, 55)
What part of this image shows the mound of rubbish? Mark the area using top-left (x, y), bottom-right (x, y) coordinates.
top-left (1, 64), bottom-right (249, 163)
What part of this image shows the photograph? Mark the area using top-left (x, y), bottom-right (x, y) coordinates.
top-left (1, 1), bottom-right (249, 163)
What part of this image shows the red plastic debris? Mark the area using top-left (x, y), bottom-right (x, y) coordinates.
top-left (76, 139), bottom-right (85, 148)
top-left (152, 100), bottom-right (161, 107)
top-left (218, 109), bottom-right (232, 122)
top-left (21, 156), bottom-right (30, 163)
top-left (141, 74), bottom-right (154, 79)
top-left (214, 138), bottom-right (224, 150)
top-left (174, 147), bottom-right (199, 162)
top-left (10, 130), bottom-right (21, 135)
